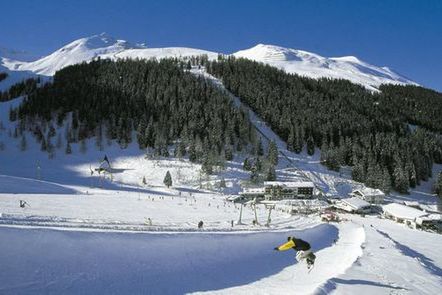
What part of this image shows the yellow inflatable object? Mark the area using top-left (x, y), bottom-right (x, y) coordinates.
top-left (276, 239), bottom-right (296, 251)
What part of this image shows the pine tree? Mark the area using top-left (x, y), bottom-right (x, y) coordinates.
top-left (393, 165), bottom-right (409, 194)
top-left (352, 158), bottom-right (365, 182)
top-left (266, 165), bottom-right (276, 181)
top-left (381, 167), bottom-right (392, 194)
top-left (188, 143), bottom-right (197, 162)
top-left (224, 147), bottom-right (233, 161)
top-left (256, 137), bottom-right (264, 156)
top-left (250, 167), bottom-right (260, 184)
top-left (287, 126), bottom-right (295, 152)
top-left (163, 170), bottom-right (172, 188)
top-left (201, 156), bottom-right (213, 175)
top-left (306, 135), bottom-right (315, 156)
top-left (243, 157), bottom-right (251, 171)
top-left (267, 141), bottom-right (278, 166)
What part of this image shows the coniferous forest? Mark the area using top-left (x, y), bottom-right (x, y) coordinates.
top-left (10, 58), bottom-right (256, 170)
top-left (5, 56), bottom-right (442, 194)
top-left (207, 57), bottom-right (442, 193)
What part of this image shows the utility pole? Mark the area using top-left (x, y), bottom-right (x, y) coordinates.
top-left (265, 204), bottom-right (275, 227)
top-left (237, 203), bottom-right (244, 225)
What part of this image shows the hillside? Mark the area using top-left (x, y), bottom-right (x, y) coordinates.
top-left (207, 57), bottom-right (442, 194)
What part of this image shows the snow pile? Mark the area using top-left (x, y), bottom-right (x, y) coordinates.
top-left (233, 44), bottom-right (417, 91)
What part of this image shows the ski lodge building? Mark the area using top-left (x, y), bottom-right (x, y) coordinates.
top-left (382, 203), bottom-right (426, 228)
top-left (238, 181), bottom-right (315, 202)
top-left (333, 197), bottom-right (372, 214)
top-left (383, 203), bottom-right (442, 231)
top-left (349, 188), bottom-right (385, 204)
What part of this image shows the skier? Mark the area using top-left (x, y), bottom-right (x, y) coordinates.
top-left (274, 236), bottom-right (316, 270)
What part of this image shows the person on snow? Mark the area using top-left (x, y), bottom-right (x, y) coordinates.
top-left (274, 236), bottom-right (316, 269)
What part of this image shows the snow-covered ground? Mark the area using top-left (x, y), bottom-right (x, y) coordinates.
top-left (0, 65), bottom-right (441, 294)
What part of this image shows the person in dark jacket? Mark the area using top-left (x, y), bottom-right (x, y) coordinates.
top-left (274, 236), bottom-right (316, 269)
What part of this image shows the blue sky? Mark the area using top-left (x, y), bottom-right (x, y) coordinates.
top-left (1, 0), bottom-right (441, 91)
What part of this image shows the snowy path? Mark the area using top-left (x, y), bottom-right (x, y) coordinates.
top-left (0, 224), bottom-right (338, 295)
top-left (193, 222), bottom-right (365, 295)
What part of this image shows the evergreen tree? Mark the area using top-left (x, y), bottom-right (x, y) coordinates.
top-left (393, 165), bottom-right (409, 194)
top-left (267, 141), bottom-right (279, 166)
top-left (381, 167), bottom-right (392, 194)
top-left (243, 157), bottom-right (251, 171)
top-left (163, 170), bottom-right (172, 188)
top-left (250, 167), bottom-right (260, 184)
top-left (224, 147), bottom-right (233, 161)
top-left (256, 137), bottom-right (264, 156)
top-left (266, 165), bottom-right (277, 181)
top-left (306, 135), bottom-right (315, 156)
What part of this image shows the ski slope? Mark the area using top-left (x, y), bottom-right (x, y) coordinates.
top-left (0, 223), bottom-right (342, 294)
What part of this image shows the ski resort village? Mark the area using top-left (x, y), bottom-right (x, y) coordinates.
top-left (1, 25), bottom-right (442, 295)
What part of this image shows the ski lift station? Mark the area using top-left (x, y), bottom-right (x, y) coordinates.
top-left (237, 181), bottom-right (315, 202)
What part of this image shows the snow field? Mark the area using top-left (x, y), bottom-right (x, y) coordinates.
top-left (0, 224), bottom-right (338, 294)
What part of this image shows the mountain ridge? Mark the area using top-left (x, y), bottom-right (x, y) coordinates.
top-left (1, 33), bottom-right (417, 91)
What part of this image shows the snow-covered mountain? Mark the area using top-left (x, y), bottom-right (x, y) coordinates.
top-left (1, 33), bottom-right (417, 91)
top-left (234, 44), bottom-right (416, 90)
top-left (2, 33), bottom-right (147, 76)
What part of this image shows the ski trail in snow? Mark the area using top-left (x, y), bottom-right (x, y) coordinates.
top-left (193, 69), bottom-right (326, 193)
top-left (193, 222), bottom-right (365, 295)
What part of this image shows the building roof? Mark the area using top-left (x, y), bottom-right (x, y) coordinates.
top-left (352, 187), bottom-right (385, 197)
top-left (383, 203), bottom-right (426, 220)
top-left (416, 214), bottom-right (442, 222)
top-left (264, 181), bottom-right (315, 188)
top-left (403, 201), bottom-right (420, 207)
top-left (341, 197), bottom-right (371, 210)
top-left (241, 187), bottom-right (265, 194)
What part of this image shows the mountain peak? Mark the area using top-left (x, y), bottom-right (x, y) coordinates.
top-left (233, 44), bottom-right (416, 90)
